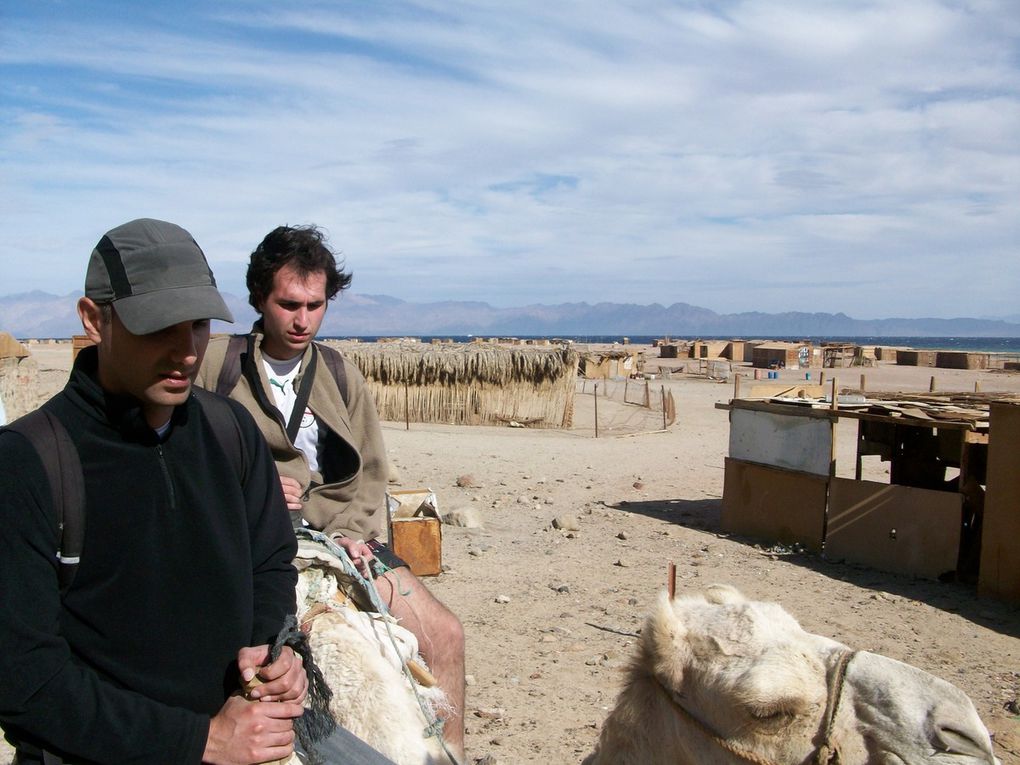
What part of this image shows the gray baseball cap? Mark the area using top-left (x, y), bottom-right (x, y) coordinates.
top-left (85, 218), bottom-right (234, 335)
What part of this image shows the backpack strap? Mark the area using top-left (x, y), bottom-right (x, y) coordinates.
top-left (316, 342), bottom-right (350, 406)
top-left (218, 331), bottom-right (350, 407)
top-left (215, 335), bottom-right (249, 397)
top-left (3, 408), bottom-right (85, 594)
top-left (193, 388), bottom-right (248, 486)
top-left (0, 395), bottom-right (247, 601)
top-left (286, 346), bottom-right (319, 443)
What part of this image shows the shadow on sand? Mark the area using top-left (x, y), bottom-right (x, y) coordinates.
top-left (606, 496), bottom-right (1020, 639)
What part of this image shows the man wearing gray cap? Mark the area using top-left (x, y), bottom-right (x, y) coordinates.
top-left (0, 219), bottom-right (392, 764)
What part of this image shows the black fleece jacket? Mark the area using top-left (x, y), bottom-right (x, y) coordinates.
top-left (0, 347), bottom-right (297, 763)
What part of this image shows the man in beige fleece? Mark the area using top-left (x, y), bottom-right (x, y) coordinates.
top-left (199, 225), bottom-right (465, 761)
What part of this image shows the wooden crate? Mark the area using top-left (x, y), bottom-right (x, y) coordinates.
top-left (387, 489), bottom-right (442, 577)
top-left (390, 518), bottom-right (442, 577)
top-left (72, 335), bottom-right (95, 361)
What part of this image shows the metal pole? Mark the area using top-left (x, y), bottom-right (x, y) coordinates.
top-left (594, 382), bottom-right (599, 439)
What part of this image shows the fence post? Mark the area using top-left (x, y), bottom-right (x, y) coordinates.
top-left (930, 375), bottom-right (937, 392)
top-left (594, 382), bottom-right (599, 439)
top-left (404, 381), bottom-right (410, 430)
top-left (661, 386), bottom-right (667, 429)
top-left (644, 379), bottom-right (650, 408)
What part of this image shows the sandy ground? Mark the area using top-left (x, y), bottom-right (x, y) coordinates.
top-left (3, 344), bottom-right (1019, 764)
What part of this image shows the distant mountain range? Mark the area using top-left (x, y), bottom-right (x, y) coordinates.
top-left (3, 290), bottom-right (1019, 339)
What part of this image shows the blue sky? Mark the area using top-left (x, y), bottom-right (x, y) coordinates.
top-left (2, 0), bottom-right (1018, 319)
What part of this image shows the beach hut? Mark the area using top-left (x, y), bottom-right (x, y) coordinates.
top-left (936, 351), bottom-right (989, 370)
top-left (688, 340), bottom-right (729, 359)
top-left (718, 391), bottom-right (1020, 589)
top-left (751, 342), bottom-right (811, 370)
top-left (579, 349), bottom-right (642, 380)
top-left (896, 349), bottom-right (937, 367)
top-left (333, 341), bottom-right (579, 428)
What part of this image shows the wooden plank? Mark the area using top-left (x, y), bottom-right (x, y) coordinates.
top-left (728, 408), bottom-right (834, 476)
top-left (979, 402), bottom-right (1020, 602)
top-left (825, 408), bottom-right (975, 431)
top-left (721, 398), bottom-right (979, 431)
top-left (827, 478), bottom-right (962, 580)
top-left (721, 458), bottom-right (827, 552)
top-left (719, 398), bottom-right (837, 421)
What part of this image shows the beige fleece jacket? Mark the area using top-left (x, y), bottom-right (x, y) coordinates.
top-left (198, 330), bottom-right (389, 541)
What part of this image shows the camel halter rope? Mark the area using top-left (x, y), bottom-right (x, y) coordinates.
top-left (654, 648), bottom-right (857, 765)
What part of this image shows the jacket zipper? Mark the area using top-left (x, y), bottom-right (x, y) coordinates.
top-left (155, 445), bottom-right (176, 509)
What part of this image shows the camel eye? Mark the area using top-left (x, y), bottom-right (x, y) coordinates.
top-left (746, 700), bottom-right (801, 731)
top-left (749, 704), bottom-right (791, 720)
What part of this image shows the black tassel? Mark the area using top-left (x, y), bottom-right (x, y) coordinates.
top-left (269, 615), bottom-right (337, 761)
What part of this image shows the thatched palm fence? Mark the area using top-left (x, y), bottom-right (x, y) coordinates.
top-left (327, 341), bottom-right (580, 428)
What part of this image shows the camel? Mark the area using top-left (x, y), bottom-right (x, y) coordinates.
top-left (584, 584), bottom-right (1000, 765)
top-left (285, 531), bottom-right (453, 765)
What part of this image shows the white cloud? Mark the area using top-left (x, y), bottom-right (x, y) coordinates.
top-left (0, 0), bottom-right (1017, 320)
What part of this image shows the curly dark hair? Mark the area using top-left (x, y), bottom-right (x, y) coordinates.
top-left (246, 225), bottom-right (353, 312)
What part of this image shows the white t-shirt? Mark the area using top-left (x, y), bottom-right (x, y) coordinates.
top-left (262, 353), bottom-right (322, 473)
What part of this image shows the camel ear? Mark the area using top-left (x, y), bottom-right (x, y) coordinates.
top-left (643, 591), bottom-right (694, 684)
top-left (703, 584), bottom-right (746, 605)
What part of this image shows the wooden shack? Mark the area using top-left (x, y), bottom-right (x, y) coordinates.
top-left (72, 335), bottom-right (96, 361)
top-left (579, 349), bottom-right (642, 380)
top-left (0, 332), bottom-right (29, 360)
top-left (875, 346), bottom-right (896, 362)
top-left (689, 340), bottom-right (729, 359)
top-left (751, 342), bottom-right (811, 370)
top-left (718, 391), bottom-right (1018, 587)
top-left (896, 349), bottom-right (937, 367)
top-left (659, 344), bottom-right (680, 359)
top-left (821, 344), bottom-right (875, 368)
top-left (335, 342), bottom-right (579, 428)
top-left (936, 351), bottom-right (989, 370)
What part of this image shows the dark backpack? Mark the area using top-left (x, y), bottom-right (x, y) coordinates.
top-left (2, 388), bottom-right (246, 595)
top-left (214, 334), bottom-right (349, 406)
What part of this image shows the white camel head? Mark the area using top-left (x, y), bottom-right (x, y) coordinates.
top-left (585, 584), bottom-right (999, 765)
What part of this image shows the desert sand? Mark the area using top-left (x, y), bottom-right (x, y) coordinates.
top-left (2, 343), bottom-right (1019, 764)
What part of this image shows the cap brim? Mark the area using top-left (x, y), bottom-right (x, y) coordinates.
top-left (113, 285), bottom-right (235, 335)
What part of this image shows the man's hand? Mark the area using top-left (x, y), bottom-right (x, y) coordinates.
top-left (333, 536), bottom-right (375, 578)
top-left (203, 694), bottom-right (302, 765)
top-left (238, 645), bottom-right (308, 703)
top-left (278, 475), bottom-right (304, 512)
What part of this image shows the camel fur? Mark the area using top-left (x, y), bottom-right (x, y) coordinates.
top-left (289, 537), bottom-right (450, 765)
top-left (585, 584), bottom-right (999, 765)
